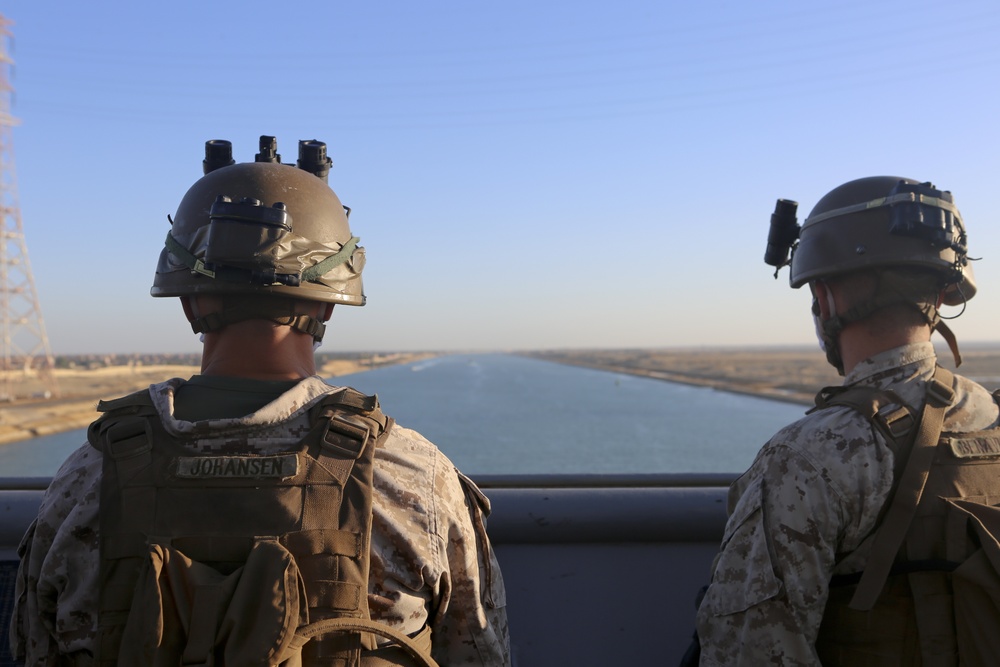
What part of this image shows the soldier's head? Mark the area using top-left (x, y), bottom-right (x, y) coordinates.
top-left (766, 176), bottom-right (975, 374)
top-left (151, 136), bottom-right (366, 344)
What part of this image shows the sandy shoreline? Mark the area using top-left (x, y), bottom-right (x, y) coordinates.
top-left (0, 353), bottom-right (436, 446)
top-left (520, 345), bottom-right (1000, 407)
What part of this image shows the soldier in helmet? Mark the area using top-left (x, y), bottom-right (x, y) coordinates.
top-left (695, 177), bottom-right (1000, 665)
top-left (11, 137), bottom-right (511, 666)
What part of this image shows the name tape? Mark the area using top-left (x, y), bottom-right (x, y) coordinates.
top-left (175, 454), bottom-right (299, 479)
top-left (948, 436), bottom-right (1000, 459)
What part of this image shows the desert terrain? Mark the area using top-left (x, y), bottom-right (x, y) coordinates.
top-left (522, 345), bottom-right (1000, 406)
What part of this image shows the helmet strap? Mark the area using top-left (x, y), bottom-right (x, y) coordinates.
top-left (816, 306), bottom-right (847, 376)
top-left (934, 319), bottom-right (962, 368)
top-left (818, 288), bottom-right (962, 374)
top-left (189, 298), bottom-right (327, 343)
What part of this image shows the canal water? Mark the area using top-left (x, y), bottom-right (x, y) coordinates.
top-left (0, 353), bottom-right (807, 476)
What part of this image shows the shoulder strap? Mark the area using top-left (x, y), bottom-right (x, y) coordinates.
top-left (308, 388), bottom-right (393, 473)
top-left (95, 388), bottom-right (157, 414)
top-left (815, 384), bottom-right (919, 568)
top-left (87, 388), bottom-right (157, 464)
top-left (311, 387), bottom-right (389, 428)
top-left (848, 366), bottom-right (956, 610)
top-left (812, 384), bottom-right (917, 444)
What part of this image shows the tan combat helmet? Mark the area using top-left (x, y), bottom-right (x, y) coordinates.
top-left (787, 176), bottom-right (974, 304)
top-left (151, 136), bottom-right (366, 341)
top-left (765, 176), bottom-right (976, 371)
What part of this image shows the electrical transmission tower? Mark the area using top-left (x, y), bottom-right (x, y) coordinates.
top-left (0, 15), bottom-right (59, 400)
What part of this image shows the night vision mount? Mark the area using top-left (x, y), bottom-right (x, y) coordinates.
top-left (204, 135), bottom-right (335, 183)
top-left (764, 198), bottom-right (799, 277)
top-left (165, 135), bottom-right (359, 289)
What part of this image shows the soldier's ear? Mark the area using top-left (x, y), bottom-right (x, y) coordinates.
top-left (180, 296), bottom-right (196, 323)
top-left (812, 281), bottom-right (835, 320)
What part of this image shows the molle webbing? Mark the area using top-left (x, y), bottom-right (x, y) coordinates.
top-left (89, 386), bottom-right (423, 666)
top-left (813, 366), bottom-right (1000, 666)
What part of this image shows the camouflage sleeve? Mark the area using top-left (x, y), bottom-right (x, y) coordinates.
top-left (694, 403), bottom-right (896, 667)
top-left (430, 466), bottom-right (511, 666)
top-left (370, 425), bottom-right (511, 666)
top-left (10, 517), bottom-right (40, 663)
top-left (11, 443), bottom-right (102, 665)
top-left (695, 442), bottom-right (854, 667)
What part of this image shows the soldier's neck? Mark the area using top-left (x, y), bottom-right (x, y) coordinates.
top-left (199, 324), bottom-right (318, 380)
top-left (838, 324), bottom-right (932, 376)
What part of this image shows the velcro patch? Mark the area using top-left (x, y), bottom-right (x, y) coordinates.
top-left (948, 436), bottom-right (1000, 459)
top-left (175, 454), bottom-right (299, 479)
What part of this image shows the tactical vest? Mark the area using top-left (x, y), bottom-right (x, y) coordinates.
top-left (813, 367), bottom-right (1000, 667)
top-left (88, 386), bottom-right (438, 667)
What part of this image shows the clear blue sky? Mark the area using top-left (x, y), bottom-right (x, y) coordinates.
top-left (2, 0), bottom-right (998, 354)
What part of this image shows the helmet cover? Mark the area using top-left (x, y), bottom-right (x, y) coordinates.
top-left (152, 148), bottom-right (365, 306)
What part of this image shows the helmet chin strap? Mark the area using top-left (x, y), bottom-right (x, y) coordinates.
top-left (816, 291), bottom-right (962, 376)
top-left (932, 318), bottom-right (962, 367)
top-left (813, 292), bottom-right (846, 375)
top-left (189, 298), bottom-right (327, 343)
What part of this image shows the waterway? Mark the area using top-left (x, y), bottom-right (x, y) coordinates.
top-left (0, 353), bottom-right (807, 476)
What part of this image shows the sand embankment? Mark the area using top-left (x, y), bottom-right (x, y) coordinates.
top-left (521, 346), bottom-right (1000, 406)
top-left (0, 353), bottom-right (436, 446)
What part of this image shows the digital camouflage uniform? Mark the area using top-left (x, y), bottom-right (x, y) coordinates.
top-left (695, 341), bottom-right (1000, 666)
top-left (11, 376), bottom-right (511, 666)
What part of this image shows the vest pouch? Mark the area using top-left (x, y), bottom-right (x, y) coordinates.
top-left (119, 538), bottom-right (309, 667)
top-left (816, 575), bottom-right (921, 666)
top-left (944, 498), bottom-right (1000, 667)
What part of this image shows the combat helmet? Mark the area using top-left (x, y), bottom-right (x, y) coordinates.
top-left (152, 136), bottom-right (366, 341)
top-left (765, 176), bottom-right (976, 371)
top-left (780, 176), bottom-right (974, 303)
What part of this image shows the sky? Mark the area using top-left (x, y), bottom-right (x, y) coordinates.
top-left (1, 0), bottom-right (998, 354)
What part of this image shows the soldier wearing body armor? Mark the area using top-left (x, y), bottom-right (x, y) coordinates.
top-left (695, 176), bottom-right (1000, 666)
top-left (10, 137), bottom-right (511, 666)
